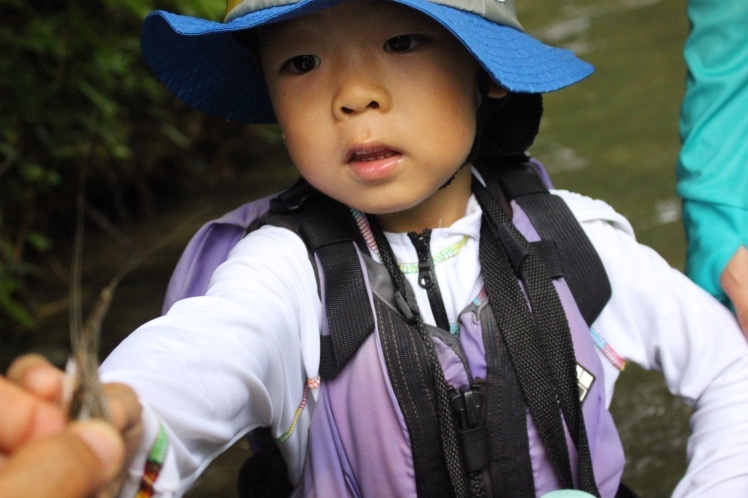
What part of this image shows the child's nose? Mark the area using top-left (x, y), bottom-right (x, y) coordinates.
top-left (332, 70), bottom-right (390, 119)
top-left (341, 100), bottom-right (379, 115)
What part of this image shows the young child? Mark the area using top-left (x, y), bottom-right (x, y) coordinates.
top-left (11, 0), bottom-right (748, 496)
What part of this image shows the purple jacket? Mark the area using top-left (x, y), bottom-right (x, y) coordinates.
top-left (162, 177), bottom-right (625, 497)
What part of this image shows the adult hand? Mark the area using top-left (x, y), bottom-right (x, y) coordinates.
top-left (721, 245), bottom-right (748, 338)
top-left (0, 355), bottom-right (142, 498)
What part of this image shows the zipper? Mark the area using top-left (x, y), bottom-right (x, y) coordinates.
top-left (408, 229), bottom-right (451, 332)
top-left (409, 231), bottom-right (489, 496)
top-left (409, 229), bottom-right (435, 289)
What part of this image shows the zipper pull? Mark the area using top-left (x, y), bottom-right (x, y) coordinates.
top-left (409, 229), bottom-right (434, 289)
top-left (407, 229), bottom-right (451, 332)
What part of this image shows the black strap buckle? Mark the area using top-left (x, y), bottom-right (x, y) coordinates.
top-left (449, 385), bottom-right (489, 474)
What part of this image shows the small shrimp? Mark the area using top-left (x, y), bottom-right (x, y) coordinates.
top-left (64, 281), bottom-right (117, 422)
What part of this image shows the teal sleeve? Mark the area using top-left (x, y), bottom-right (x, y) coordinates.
top-left (677, 0), bottom-right (748, 302)
top-left (682, 200), bottom-right (747, 304)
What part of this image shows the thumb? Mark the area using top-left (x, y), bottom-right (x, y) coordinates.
top-left (721, 246), bottom-right (748, 339)
top-left (736, 304), bottom-right (748, 341)
top-left (0, 420), bottom-right (125, 498)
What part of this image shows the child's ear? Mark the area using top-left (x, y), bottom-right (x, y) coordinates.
top-left (487, 82), bottom-right (508, 99)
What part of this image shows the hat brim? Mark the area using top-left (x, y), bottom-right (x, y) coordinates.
top-left (141, 0), bottom-right (593, 123)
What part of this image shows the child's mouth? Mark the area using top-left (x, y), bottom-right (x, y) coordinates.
top-left (349, 149), bottom-right (398, 162)
top-left (346, 145), bottom-right (402, 182)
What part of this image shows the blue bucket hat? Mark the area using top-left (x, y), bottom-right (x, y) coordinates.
top-left (141, 0), bottom-right (593, 123)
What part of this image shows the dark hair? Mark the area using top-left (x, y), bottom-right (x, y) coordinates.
top-left (476, 92), bottom-right (543, 161)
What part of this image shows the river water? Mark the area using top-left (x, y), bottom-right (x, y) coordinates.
top-left (524, 0), bottom-right (693, 494)
top-left (11, 0), bottom-right (699, 495)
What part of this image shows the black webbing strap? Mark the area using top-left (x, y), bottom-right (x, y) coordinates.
top-left (530, 240), bottom-right (564, 278)
top-left (269, 185), bottom-right (375, 381)
top-left (375, 295), bottom-right (456, 498)
top-left (480, 305), bottom-right (535, 497)
top-left (316, 243), bottom-right (374, 380)
top-left (473, 178), bottom-right (600, 496)
top-left (478, 218), bottom-right (574, 488)
top-left (368, 215), bottom-right (468, 498)
top-left (517, 194), bottom-right (611, 326)
top-left (491, 161), bottom-right (611, 326)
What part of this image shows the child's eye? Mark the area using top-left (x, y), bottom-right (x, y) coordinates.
top-left (282, 55), bottom-right (321, 74)
top-left (384, 35), bottom-right (424, 53)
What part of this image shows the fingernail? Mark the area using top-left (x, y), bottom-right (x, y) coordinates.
top-left (71, 421), bottom-right (125, 478)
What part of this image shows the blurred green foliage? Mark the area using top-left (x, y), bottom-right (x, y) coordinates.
top-left (0, 0), bottom-right (236, 331)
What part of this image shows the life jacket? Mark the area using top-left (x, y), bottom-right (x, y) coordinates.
top-left (162, 159), bottom-right (626, 497)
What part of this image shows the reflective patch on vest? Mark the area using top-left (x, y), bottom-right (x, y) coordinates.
top-left (576, 363), bottom-right (595, 404)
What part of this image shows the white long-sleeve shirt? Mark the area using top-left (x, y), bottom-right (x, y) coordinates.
top-left (100, 190), bottom-right (748, 497)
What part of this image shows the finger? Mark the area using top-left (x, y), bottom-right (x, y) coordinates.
top-left (0, 377), bottom-right (65, 453)
top-left (105, 383), bottom-right (142, 433)
top-left (0, 421), bottom-right (124, 498)
top-left (721, 246), bottom-right (748, 338)
top-left (104, 383), bottom-right (143, 462)
top-left (736, 303), bottom-right (748, 340)
top-left (6, 354), bottom-right (65, 403)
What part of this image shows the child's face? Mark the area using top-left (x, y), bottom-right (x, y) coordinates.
top-left (259, 0), bottom-right (484, 231)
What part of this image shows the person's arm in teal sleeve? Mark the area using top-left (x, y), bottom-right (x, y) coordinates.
top-left (677, 0), bottom-right (748, 335)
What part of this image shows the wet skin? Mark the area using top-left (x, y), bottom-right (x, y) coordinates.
top-left (258, 0), bottom-right (505, 233)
